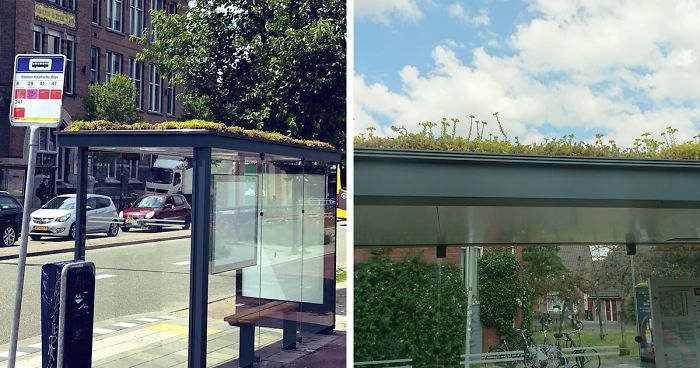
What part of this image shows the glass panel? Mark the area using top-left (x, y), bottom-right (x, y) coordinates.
top-left (206, 153), bottom-right (263, 367)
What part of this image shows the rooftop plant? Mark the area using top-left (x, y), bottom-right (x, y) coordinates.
top-left (64, 120), bottom-right (335, 150)
top-left (355, 116), bottom-right (700, 160)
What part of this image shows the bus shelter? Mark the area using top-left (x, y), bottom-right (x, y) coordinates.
top-left (57, 128), bottom-right (341, 367)
top-left (355, 148), bottom-right (700, 368)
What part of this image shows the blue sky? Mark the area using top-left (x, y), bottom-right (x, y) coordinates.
top-left (354, 0), bottom-right (700, 146)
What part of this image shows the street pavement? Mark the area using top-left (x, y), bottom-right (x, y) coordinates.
top-left (0, 221), bottom-right (347, 367)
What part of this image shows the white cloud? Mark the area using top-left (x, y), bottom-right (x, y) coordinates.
top-left (447, 3), bottom-right (491, 26)
top-left (355, 0), bottom-right (422, 24)
top-left (355, 0), bottom-right (700, 147)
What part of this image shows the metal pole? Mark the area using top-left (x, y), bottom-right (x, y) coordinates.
top-left (631, 255), bottom-right (638, 336)
top-left (8, 126), bottom-right (40, 368)
top-left (464, 246), bottom-right (473, 368)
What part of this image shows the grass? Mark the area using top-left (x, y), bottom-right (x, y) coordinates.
top-left (336, 267), bottom-right (347, 283)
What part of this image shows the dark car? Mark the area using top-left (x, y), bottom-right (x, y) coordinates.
top-left (0, 193), bottom-right (22, 246)
top-left (119, 193), bottom-right (191, 232)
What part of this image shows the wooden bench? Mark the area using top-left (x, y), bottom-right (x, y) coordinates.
top-left (224, 301), bottom-right (299, 368)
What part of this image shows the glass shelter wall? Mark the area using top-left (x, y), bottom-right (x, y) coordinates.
top-left (206, 154), bottom-right (336, 367)
top-left (354, 244), bottom-right (700, 368)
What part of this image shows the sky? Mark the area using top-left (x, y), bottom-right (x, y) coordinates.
top-left (354, 0), bottom-right (700, 146)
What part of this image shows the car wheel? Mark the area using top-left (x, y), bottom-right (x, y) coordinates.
top-left (68, 224), bottom-right (76, 240)
top-left (120, 226), bottom-right (130, 232)
top-left (2, 225), bottom-right (17, 246)
top-left (30, 235), bottom-right (42, 241)
top-left (107, 222), bottom-right (119, 237)
top-left (183, 216), bottom-right (191, 230)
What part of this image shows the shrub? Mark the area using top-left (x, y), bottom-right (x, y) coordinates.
top-left (354, 255), bottom-right (468, 367)
top-left (82, 75), bottom-right (140, 124)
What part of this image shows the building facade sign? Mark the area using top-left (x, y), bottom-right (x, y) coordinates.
top-left (34, 2), bottom-right (76, 29)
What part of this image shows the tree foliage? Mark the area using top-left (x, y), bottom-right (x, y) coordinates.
top-left (522, 245), bottom-right (567, 304)
top-left (354, 255), bottom-right (468, 367)
top-left (82, 75), bottom-right (140, 123)
top-left (137, 0), bottom-right (346, 149)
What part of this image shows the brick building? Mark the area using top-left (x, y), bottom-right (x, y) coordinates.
top-left (0, 0), bottom-right (186, 203)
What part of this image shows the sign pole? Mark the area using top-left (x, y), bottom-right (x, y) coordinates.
top-left (8, 125), bottom-right (40, 368)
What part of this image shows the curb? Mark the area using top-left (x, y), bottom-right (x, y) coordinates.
top-left (0, 234), bottom-right (191, 261)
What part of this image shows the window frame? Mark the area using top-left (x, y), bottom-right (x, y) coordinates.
top-left (64, 35), bottom-right (75, 94)
top-left (166, 74), bottom-right (175, 116)
top-left (129, 58), bottom-right (144, 109)
top-left (106, 51), bottom-right (123, 82)
top-left (33, 26), bottom-right (43, 54)
top-left (107, 0), bottom-right (123, 31)
top-left (148, 64), bottom-right (162, 113)
top-left (129, 0), bottom-right (144, 37)
top-left (90, 47), bottom-right (100, 84)
top-left (92, 0), bottom-right (101, 24)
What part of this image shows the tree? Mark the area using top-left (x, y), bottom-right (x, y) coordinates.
top-left (82, 75), bottom-right (140, 123)
top-left (522, 245), bottom-right (567, 304)
top-left (137, 0), bottom-right (346, 149)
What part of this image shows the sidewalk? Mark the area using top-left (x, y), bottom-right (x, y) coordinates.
top-left (0, 283), bottom-right (347, 368)
top-left (0, 229), bottom-right (191, 261)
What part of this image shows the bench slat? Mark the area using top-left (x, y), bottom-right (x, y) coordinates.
top-left (224, 301), bottom-right (285, 323)
top-left (225, 301), bottom-right (299, 325)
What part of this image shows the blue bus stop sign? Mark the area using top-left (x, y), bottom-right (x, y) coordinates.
top-left (10, 54), bottom-right (66, 128)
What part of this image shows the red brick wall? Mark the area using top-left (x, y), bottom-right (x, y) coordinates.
top-left (355, 246), bottom-right (462, 265)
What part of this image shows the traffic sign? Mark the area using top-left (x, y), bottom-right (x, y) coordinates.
top-left (10, 54), bottom-right (66, 127)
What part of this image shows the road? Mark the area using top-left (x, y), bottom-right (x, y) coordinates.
top-left (0, 222), bottom-right (346, 346)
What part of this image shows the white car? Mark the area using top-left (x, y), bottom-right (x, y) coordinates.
top-left (29, 194), bottom-right (120, 240)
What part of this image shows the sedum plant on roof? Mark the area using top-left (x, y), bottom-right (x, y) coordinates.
top-left (65, 120), bottom-right (335, 150)
top-left (355, 116), bottom-right (700, 160)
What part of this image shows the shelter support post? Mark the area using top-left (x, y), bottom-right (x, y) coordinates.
top-left (74, 146), bottom-right (88, 260)
top-left (239, 324), bottom-right (255, 368)
top-left (189, 147), bottom-right (211, 367)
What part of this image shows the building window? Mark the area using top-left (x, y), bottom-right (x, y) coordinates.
top-left (106, 51), bottom-right (122, 82)
top-left (47, 31), bottom-right (61, 54)
top-left (67, 0), bottom-right (76, 10)
top-left (148, 64), bottom-right (161, 112)
top-left (57, 148), bottom-right (71, 182)
top-left (129, 58), bottom-right (143, 109)
top-left (33, 27), bottom-right (43, 54)
top-left (129, 0), bottom-right (144, 37)
top-left (64, 35), bottom-right (75, 94)
top-left (149, 0), bottom-right (163, 42)
top-left (168, 2), bottom-right (177, 14)
top-left (92, 0), bottom-right (101, 24)
top-left (107, 0), bottom-right (123, 31)
top-left (90, 47), bottom-right (100, 84)
top-left (166, 76), bottom-right (175, 115)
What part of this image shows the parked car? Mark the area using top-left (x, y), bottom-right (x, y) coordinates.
top-left (0, 193), bottom-right (22, 246)
top-left (29, 194), bottom-right (120, 240)
top-left (119, 193), bottom-right (191, 232)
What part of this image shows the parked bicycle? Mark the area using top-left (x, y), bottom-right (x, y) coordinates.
top-left (553, 327), bottom-right (601, 368)
top-left (517, 328), bottom-right (566, 368)
top-left (486, 338), bottom-right (517, 368)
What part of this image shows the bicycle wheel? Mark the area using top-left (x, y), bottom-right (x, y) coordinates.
top-left (523, 345), bottom-right (538, 368)
top-left (581, 349), bottom-right (601, 368)
top-left (487, 344), bottom-right (516, 368)
top-left (545, 346), bottom-right (565, 368)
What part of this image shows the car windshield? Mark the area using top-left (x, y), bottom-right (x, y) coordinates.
top-left (43, 196), bottom-right (76, 210)
top-left (133, 196), bottom-right (164, 208)
top-left (150, 168), bottom-right (173, 184)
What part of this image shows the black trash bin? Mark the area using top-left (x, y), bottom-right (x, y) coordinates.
top-left (585, 310), bottom-right (593, 320)
top-left (41, 261), bottom-right (96, 368)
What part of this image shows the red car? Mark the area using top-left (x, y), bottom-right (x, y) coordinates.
top-left (119, 194), bottom-right (191, 232)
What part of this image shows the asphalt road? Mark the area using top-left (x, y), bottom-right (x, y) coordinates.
top-left (0, 222), bottom-right (347, 346)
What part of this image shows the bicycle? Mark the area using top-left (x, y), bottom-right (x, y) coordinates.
top-left (516, 328), bottom-right (566, 368)
top-left (553, 328), bottom-right (601, 368)
top-left (486, 339), bottom-right (517, 368)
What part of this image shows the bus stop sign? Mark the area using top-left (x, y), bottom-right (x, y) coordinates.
top-left (10, 54), bottom-right (66, 128)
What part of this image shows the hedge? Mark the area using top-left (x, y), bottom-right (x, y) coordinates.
top-left (354, 255), bottom-right (468, 367)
